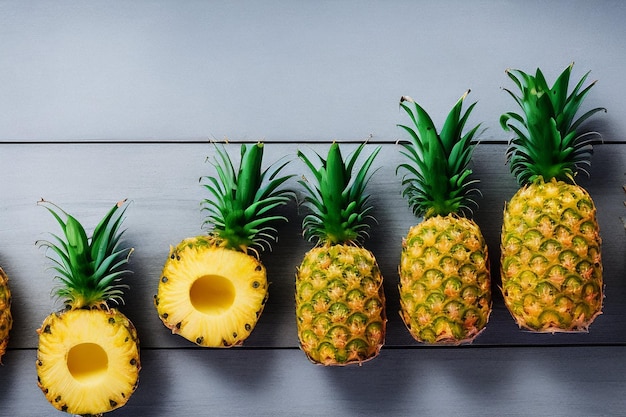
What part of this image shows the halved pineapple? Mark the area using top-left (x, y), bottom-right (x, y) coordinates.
top-left (157, 236), bottom-right (267, 346)
top-left (155, 143), bottom-right (292, 347)
top-left (36, 200), bottom-right (140, 415)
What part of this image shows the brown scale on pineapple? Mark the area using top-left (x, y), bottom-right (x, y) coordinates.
top-left (399, 215), bottom-right (491, 344)
top-left (501, 179), bottom-right (603, 332)
top-left (296, 244), bottom-right (386, 365)
top-left (0, 267), bottom-right (12, 361)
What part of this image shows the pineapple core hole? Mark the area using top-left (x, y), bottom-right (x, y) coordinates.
top-left (190, 275), bottom-right (235, 314)
top-left (67, 343), bottom-right (108, 384)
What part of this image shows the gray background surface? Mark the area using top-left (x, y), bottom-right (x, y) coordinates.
top-left (1, 1), bottom-right (625, 416)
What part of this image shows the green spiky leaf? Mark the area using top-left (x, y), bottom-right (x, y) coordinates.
top-left (298, 141), bottom-right (380, 245)
top-left (37, 200), bottom-right (132, 308)
top-left (500, 63), bottom-right (606, 184)
top-left (397, 91), bottom-right (481, 218)
top-left (201, 143), bottom-right (294, 253)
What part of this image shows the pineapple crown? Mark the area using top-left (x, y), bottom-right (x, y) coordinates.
top-left (500, 63), bottom-right (606, 185)
top-left (397, 90), bottom-right (481, 218)
top-left (298, 141), bottom-right (380, 245)
top-left (201, 143), bottom-right (293, 253)
top-left (38, 200), bottom-right (132, 309)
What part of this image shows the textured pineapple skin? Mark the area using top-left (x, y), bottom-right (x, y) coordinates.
top-left (156, 236), bottom-right (268, 347)
top-left (36, 305), bottom-right (140, 415)
top-left (0, 267), bottom-right (12, 361)
top-left (501, 178), bottom-right (603, 332)
top-left (399, 215), bottom-right (492, 344)
top-left (296, 244), bottom-right (386, 365)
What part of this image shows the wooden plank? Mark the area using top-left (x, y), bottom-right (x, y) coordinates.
top-left (1, 346), bottom-right (625, 416)
top-left (0, 142), bottom-right (624, 350)
top-left (0, 1), bottom-right (624, 143)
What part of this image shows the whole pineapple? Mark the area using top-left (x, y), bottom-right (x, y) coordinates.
top-left (500, 64), bottom-right (606, 332)
top-left (155, 143), bottom-right (292, 347)
top-left (397, 91), bottom-right (491, 344)
top-left (296, 142), bottom-right (386, 365)
top-left (36, 200), bottom-right (140, 415)
top-left (0, 266), bottom-right (12, 362)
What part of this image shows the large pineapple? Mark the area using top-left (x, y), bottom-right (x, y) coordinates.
top-left (36, 200), bottom-right (140, 415)
top-left (155, 143), bottom-right (292, 347)
top-left (296, 142), bottom-right (386, 365)
top-left (500, 64), bottom-right (606, 332)
top-left (0, 266), bottom-right (12, 362)
top-left (397, 91), bottom-right (491, 344)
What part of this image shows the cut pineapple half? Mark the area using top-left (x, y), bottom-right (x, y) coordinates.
top-left (156, 236), bottom-right (268, 347)
top-left (36, 200), bottom-right (139, 415)
top-left (37, 306), bottom-right (140, 415)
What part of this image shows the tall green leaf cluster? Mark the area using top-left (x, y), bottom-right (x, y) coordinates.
top-left (398, 90), bottom-right (481, 218)
top-left (298, 142), bottom-right (380, 245)
top-left (202, 143), bottom-right (293, 253)
top-left (500, 63), bottom-right (606, 184)
top-left (38, 200), bottom-right (132, 308)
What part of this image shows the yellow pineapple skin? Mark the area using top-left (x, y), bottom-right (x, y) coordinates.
top-left (399, 215), bottom-right (491, 344)
top-left (36, 305), bottom-right (140, 415)
top-left (501, 178), bottom-right (603, 332)
top-left (296, 244), bottom-right (386, 366)
top-left (155, 236), bottom-right (268, 347)
top-left (0, 267), bottom-right (12, 361)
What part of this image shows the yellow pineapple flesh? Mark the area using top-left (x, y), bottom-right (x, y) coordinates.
top-left (156, 236), bottom-right (268, 347)
top-left (36, 200), bottom-right (140, 415)
top-left (400, 215), bottom-right (491, 343)
top-left (37, 305), bottom-right (140, 415)
top-left (296, 244), bottom-right (385, 365)
top-left (155, 143), bottom-right (292, 347)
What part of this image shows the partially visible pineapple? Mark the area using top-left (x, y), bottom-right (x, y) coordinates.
top-left (622, 185), bottom-right (626, 231)
top-left (36, 200), bottom-right (140, 415)
top-left (397, 91), bottom-right (491, 344)
top-left (0, 266), bottom-right (12, 362)
top-left (500, 64), bottom-right (606, 332)
top-left (296, 142), bottom-right (386, 365)
top-left (155, 143), bottom-right (292, 347)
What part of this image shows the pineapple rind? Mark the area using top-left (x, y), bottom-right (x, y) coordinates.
top-left (156, 236), bottom-right (268, 347)
top-left (296, 244), bottom-right (386, 365)
top-left (0, 267), bottom-right (12, 361)
top-left (36, 306), bottom-right (140, 415)
top-left (399, 215), bottom-right (491, 344)
top-left (501, 178), bottom-right (603, 332)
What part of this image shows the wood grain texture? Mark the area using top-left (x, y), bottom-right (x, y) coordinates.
top-left (0, 1), bottom-right (623, 143)
top-left (0, 141), bottom-right (624, 416)
top-left (1, 346), bottom-right (626, 417)
top-left (0, 142), bottom-right (624, 349)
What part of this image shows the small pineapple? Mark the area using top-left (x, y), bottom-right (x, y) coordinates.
top-left (36, 200), bottom-right (140, 415)
top-left (0, 266), bottom-right (12, 362)
top-left (397, 91), bottom-right (491, 344)
top-left (296, 142), bottom-right (386, 365)
top-left (155, 143), bottom-right (292, 347)
top-left (500, 63), bottom-right (606, 332)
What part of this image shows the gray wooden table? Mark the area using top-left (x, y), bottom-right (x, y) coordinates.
top-left (0, 141), bottom-right (624, 416)
top-left (2, 1), bottom-right (626, 415)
